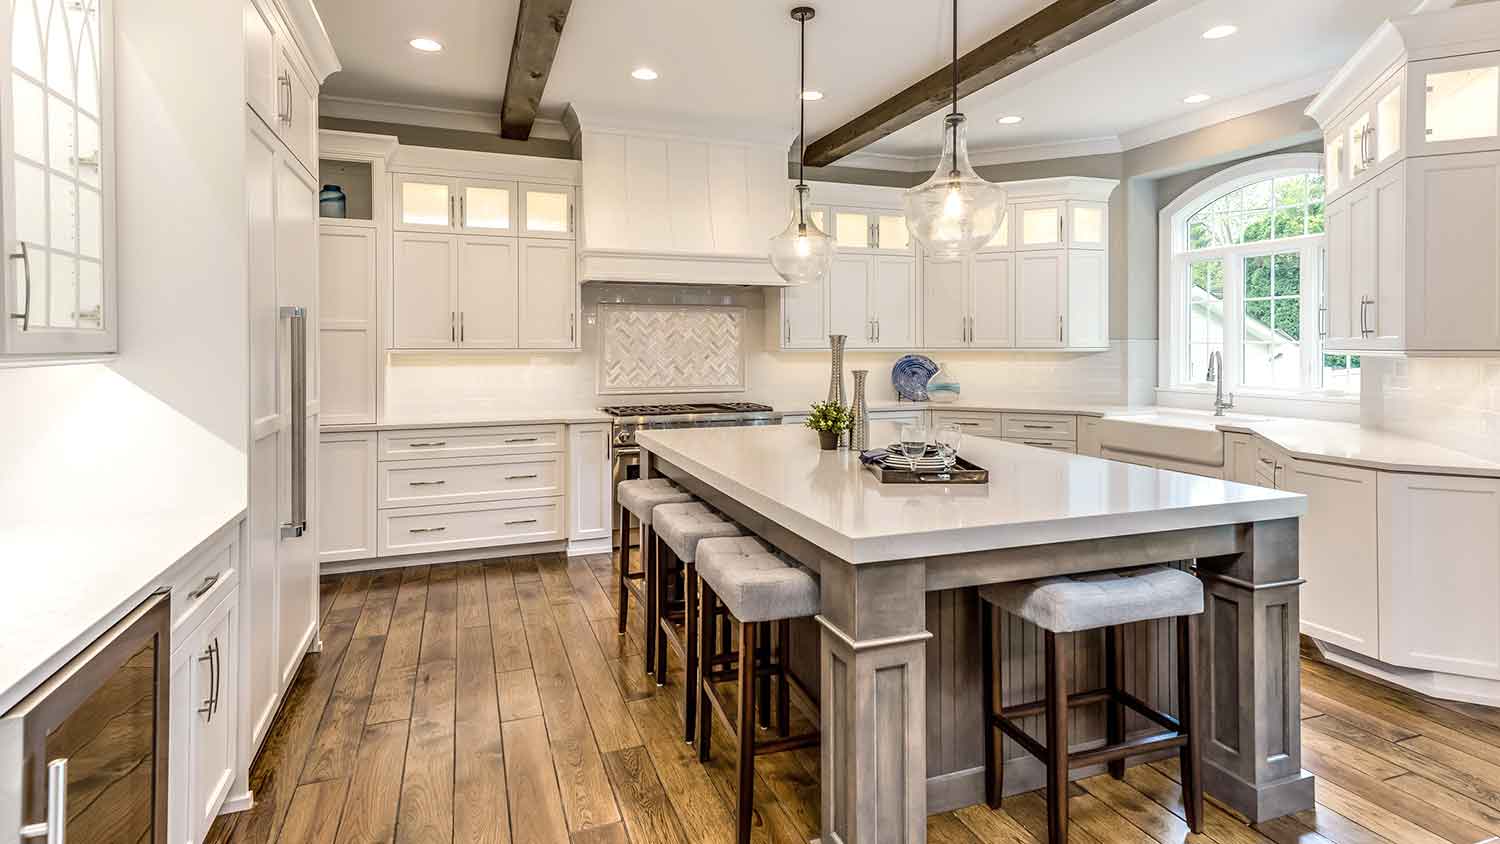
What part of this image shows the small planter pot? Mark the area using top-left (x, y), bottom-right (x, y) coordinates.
top-left (817, 429), bottom-right (840, 451)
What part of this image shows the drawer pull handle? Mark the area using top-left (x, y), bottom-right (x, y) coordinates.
top-left (1022, 424), bottom-right (1055, 430)
top-left (506, 437), bottom-right (540, 443)
top-left (954, 422), bottom-right (982, 427)
top-left (408, 441), bottom-right (447, 448)
top-left (408, 526), bottom-right (447, 534)
top-left (409, 480), bottom-right (447, 486)
top-left (1258, 457), bottom-right (1274, 466)
top-left (505, 519), bottom-right (538, 526)
top-left (187, 573), bottom-right (220, 600)
top-left (1022, 441), bottom-right (1055, 447)
top-left (505, 473), bottom-right (539, 480)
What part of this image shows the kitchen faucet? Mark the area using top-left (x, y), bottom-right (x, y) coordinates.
top-left (1206, 350), bottom-right (1234, 416)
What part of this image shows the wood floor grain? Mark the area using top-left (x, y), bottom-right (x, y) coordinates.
top-left (208, 553), bottom-right (1500, 844)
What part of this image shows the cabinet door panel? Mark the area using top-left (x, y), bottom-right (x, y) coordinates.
top-left (1066, 250), bottom-right (1107, 348)
top-left (1015, 202), bottom-right (1065, 250)
top-left (781, 276), bottom-right (827, 349)
top-left (395, 176), bottom-right (454, 231)
top-left (1412, 54), bottom-right (1500, 157)
top-left (458, 179), bottom-right (516, 235)
top-left (458, 237), bottom-right (519, 348)
top-left (1407, 151), bottom-right (1500, 350)
top-left (569, 424), bottom-right (613, 543)
top-left (319, 225), bottom-right (377, 424)
top-left (1282, 459), bottom-right (1379, 657)
top-left (1348, 184), bottom-right (1378, 346)
top-left (189, 598), bottom-right (237, 843)
top-left (870, 256), bottom-right (915, 348)
top-left (277, 48), bottom-right (317, 174)
top-left (828, 255), bottom-right (873, 347)
top-left (243, 0), bottom-right (278, 126)
top-left (922, 255), bottom-right (967, 347)
top-left (1014, 251), bottom-right (1066, 348)
top-left (969, 252), bottom-right (1014, 348)
top-left (1068, 201), bottom-right (1107, 249)
top-left (1369, 164), bottom-right (1406, 349)
top-left (518, 239), bottom-right (576, 348)
top-left (520, 183), bottom-right (575, 238)
top-left (393, 233), bottom-right (457, 348)
top-left (1324, 195), bottom-right (1354, 344)
top-left (318, 432), bottom-right (377, 563)
top-left (1379, 473), bottom-right (1500, 679)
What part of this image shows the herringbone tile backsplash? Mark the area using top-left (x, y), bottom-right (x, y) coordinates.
top-left (598, 304), bottom-right (746, 394)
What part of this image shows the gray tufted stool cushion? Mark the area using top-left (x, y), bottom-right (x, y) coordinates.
top-left (654, 502), bottom-right (745, 563)
top-left (979, 566), bottom-right (1203, 633)
top-left (617, 478), bottom-right (695, 526)
top-left (696, 536), bottom-right (820, 624)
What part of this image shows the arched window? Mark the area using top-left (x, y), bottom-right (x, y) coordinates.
top-left (1160, 153), bottom-right (1358, 396)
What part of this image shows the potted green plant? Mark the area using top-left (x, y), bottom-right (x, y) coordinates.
top-left (805, 400), bottom-right (853, 450)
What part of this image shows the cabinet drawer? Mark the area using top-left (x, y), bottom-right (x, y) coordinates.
top-left (378, 498), bottom-right (563, 556)
top-left (1003, 437), bottom-right (1076, 453)
top-left (378, 454), bottom-right (564, 508)
top-left (1255, 442), bottom-right (1284, 485)
top-left (168, 528), bottom-right (240, 640)
top-left (931, 411), bottom-right (1003, 437)
top-left (378, 425), bottom-right (564, 461)
top-left (1001, 413), bottom-right (1077, 441)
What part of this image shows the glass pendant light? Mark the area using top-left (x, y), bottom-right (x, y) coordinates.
top-left (769, 6), bottom-right (834, 286)
top-left (904, 0), bottom-right (1006, 258)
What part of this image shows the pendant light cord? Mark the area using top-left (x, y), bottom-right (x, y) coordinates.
top-left (950, 0), bottom-right (958, 116)
top-left (797, 11), bottom-right (807, 224)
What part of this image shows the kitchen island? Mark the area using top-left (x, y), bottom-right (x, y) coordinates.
top-left (636, 423), bottom-right (1312, 844)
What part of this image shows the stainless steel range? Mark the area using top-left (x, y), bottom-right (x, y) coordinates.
top-left (603, 402), bottom-right (782, 538)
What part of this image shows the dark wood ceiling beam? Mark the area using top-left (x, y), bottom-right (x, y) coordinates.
top-left (500, 0), bottom-right (573, 140)
top-left (803, 0), bottom-right (1160, 167)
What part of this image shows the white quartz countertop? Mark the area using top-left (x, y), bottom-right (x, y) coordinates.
top-left (322, 409), bottom-right (613, 432)
top-left (1215, 417), bottom-right (1500, 478)
top-left (636, 424), bottom-right (1305, 565)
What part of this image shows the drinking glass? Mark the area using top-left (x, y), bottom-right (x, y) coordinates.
top-left (899, 423), bottom-right (929, 469)
top-left (936, 423), bottom-right (962, 468)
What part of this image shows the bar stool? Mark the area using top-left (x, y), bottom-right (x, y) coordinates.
top-left (652, 501), bottom-right (746, 741)
top-left (694, 536), bottom-right (820, 844)
top-left (979, 566), bottom-right (1205, 844)
top-left (616, 478), bottom-right (694, 673)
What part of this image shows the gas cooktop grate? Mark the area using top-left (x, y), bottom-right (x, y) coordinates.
top-left (600, 402), bottom-right (774, 417)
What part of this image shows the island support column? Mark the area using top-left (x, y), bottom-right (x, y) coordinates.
top-left (816, 558), bottom-right (932, 844)
top-left (1197, 518), bottom-right (1314, 822)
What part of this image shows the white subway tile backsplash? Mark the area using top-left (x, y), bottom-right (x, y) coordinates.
top-left (1364, 356), bottom-right (1500, 462)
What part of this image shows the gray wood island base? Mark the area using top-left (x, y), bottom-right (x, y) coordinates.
top-left (636, 425), bottom-right (1314, 844)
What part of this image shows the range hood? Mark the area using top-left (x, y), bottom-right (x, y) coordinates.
top-left (567, 103), bottom-right (795, 287)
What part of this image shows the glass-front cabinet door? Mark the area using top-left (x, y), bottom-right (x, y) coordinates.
top-left (4, 0), bottom-right (115, 354)
top-left (519, 183), bottom-right (574, 238)
top-left (458, 180), bottom-right (515, 235)
top-left (1014, 201), bottom-right (1065, 251)
top-left (827, 207), bottom-right (910, 252)
top-left (1068, 201), bottom-right (1107, 249)
top-left (1413, 54), bottom-right (1500, 156)
top-left (395, 176), bottom-right (454, 232)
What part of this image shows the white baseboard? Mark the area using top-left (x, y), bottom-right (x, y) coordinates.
top-left (567, 537), bottom-right (612, 557)
top-left (319, 539), bottom-right (568, 575)
top-left (1313, 640), bottom-right (1500, 707)
top-left (219, 791), bottom-right (254, 815)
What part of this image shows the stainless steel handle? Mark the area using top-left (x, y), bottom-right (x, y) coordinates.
top-left (1022, 441), bottom-right (1055, 447)
top-left (408, 480), bottom-right (447, 486)
top-left (212, 637), bottom-right (222, 715)
top-left (1022, 424), bottom-right (1054, 430)
top-left (280, 306), bottom-right (308, 539)
top-left (1058, 214), bottom-right (1065, 242)
top-left (875, 318), bottom-right (880, 343)
top-left (197, 641), bottom-right (216, 721)
top-left (279, 73), bottom-right (291, 124)
top-left (505, 473), bottom-right (539, 480)
top-left (450, 196), bottom-right (457, 227)
top-left (1360, 296), bottom-right (1373, 337)
top-left (1058, 315), bottom-right (1064, 343)
top-left (408, 526), bottom-right (447, 533)
top-left (953, 421), bottom-right (982, 427)
top-left (783, 317), bottom-right (790, 345)
top-left (407, 441), bottom-right (447, 448)
top-left (187, 573), bottom-right (220, 599)
top-left (18, 758), bottom-right (67, 842)
top-left (569, 313), bottom-right (575, 344)
top-left (568, 204), bottom-right (575, 233)
top-left (460, 311), bottom-right (465, 343)
top-left (1367, 126), bottom-right (1377, 165)
top-left (1258, 457), bottom-right (1275, 467)
top-left (287, 73), bottom-right (294, 124)
top-left (9, 242), bottom-right (32, 330)
top-left (451, 311), bottom-right (456, 343)
top-left (505, 519), bottom-right (538, 526)
top-left (1318, 305), bottom-right (1329, 338)
top-left (506, 437), bottom-right (539, 443)
top-left (459, 195), bottom-right (466, 228)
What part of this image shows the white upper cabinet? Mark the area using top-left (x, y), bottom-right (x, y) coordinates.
top-left (1015, 251), bottom-right (1067, 348)
top-left (459, 179), bottom-right (517, 235)
top-left (3, 0), bottom-right (117, 355)
top-left (1309, 3), bottom-right (1500, 354)
top-left (243, 0), bottom-right (278, 128)
top-left (397, 176), bottom-right (454, 231)
top-left (244, 0), bottom-right (319, 175)
top-left (969, 252), bottom-right (1015, 348)
top-left (1067, 250), bottom-right (1108, 349)
top-left (779, 208), bottom-right (828, 350)
top-left (1068, 201), bottom-right (1108, 250)
top-left (456, 236), bottom-right (520, 348)
top-left (1015, 201), bottom-right (1066, 251)
top-left (828, 254), bottom-right (915, 350)
top-left (518, 238), bottom-right (577, 349)
top-left (396, 175), bottom-right (573, 238)
top-left (277, 44), bottom-right (317, 174)
top-left (921, 255), bottom-right (967, 348)
top-left (520, 183), bottom-right (575, 238)
top-left (319, 224), bottom-right (378, 424)
top-left (393, 232), bottom-right (458, 348)
top-left (830, 208), bottom-right (911, 252)
top-left (922, 251), bottom-right (1015, 349)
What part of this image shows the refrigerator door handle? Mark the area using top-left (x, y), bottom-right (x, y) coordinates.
top-left (281, 305), bottom-right (308, 539)
top-left (18, 758), bottom-right (67, 842)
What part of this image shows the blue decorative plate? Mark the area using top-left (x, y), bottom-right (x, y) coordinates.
top-left (891, 354), bottom-right (939, 402)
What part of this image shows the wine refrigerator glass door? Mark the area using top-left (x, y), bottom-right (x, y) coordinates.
top-left (2, 591), bottom-right (169, 844)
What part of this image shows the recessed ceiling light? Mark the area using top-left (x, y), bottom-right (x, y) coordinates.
top-left (408, 37), bottom-right (443, 53)
top-left (997, 115), bottom-right (1023, 125)
top-left (800, 90), bottom-right (823, 101)
top-left (1183, 93), bottom-right (1211, 105)
top-left (1201, 24), bottom-right (1238, 40)
top-left (631, 67), bottom-right (659, 81)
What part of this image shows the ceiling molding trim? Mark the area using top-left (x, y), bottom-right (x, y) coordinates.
top-left (566, 101), bottom-right (797, 147)
top-left (320, 96), bottom-right (572, 140)
top-left (273, 0), bottom-right (341, 82)
top-left (1118, 70), bottom-right (1331, 151)
top-left (319, 129), bottom-right (400, 163)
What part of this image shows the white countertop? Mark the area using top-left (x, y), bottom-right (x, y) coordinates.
top-left (322, 408), bottom-right (613, 433)
top-left (637, 424), bottom-right (1305, 565)
top-left (1216, 417), bottom-right (1500, 478)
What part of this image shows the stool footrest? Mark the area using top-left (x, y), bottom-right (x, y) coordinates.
top-left (1069, 731), bottom-right (1187, 769)
top-left (994, 686), bottom-right (1185, 769)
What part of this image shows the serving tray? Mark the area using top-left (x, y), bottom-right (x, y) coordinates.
top-left (864, 455), bottom-right (989, 484)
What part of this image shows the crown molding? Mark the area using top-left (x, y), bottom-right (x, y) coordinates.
top-left (319, 95), bottom-right (571, 140)
top-left (274, 0), bottom-right (340, 82)
top-left (1121, 71), bottom-right (1329, 152)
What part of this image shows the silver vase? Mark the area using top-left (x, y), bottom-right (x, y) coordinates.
top-left (850, 369), bottom-right (870, 451)
top-left (828, 334), bottom-right (847, 446)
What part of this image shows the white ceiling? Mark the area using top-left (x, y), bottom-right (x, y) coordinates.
top-left (313, 0), bottom-right (1421, 161)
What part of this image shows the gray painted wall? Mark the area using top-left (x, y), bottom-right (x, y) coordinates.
top-left (319, 116), bottom-right (576, 159)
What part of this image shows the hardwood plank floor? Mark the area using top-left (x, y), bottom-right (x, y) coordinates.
top-left (209, 553), bottom-right (1500, 844)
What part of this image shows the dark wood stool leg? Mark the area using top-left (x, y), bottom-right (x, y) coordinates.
top-left (982, 601), bottom-right (1003, 809)
top-left (1105, 624), bottom-right (1126, 780)
top-left (776, 619), bottom-right (791, 738)
top-left (683, 560), bottom-right (699, 744)
top-left (653, 535), bottom-right (672, 685)
top-left (1178, 613), bottom-right (1204, 833)
top-left (642, 521), bottom-right (657, 677)
top-left (616, 504), bottom-right (632, 635)
top-left (1045, 630), bottom-right (1071, 844)
top-left (736, 619), bottom-right (758, 844)
top-left (697, 585), bottom-right (716, 762)
top-left (755, 624), bottom-right (771, 729)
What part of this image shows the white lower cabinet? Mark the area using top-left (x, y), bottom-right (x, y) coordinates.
top-left (378, 498), bottom-right (563, 556)
top-left (1281, 458), bottom-right (1380, 657)
top-left (1378, 472), bottom-right (1500, 679)
top-left (568, 423), bottom-right (613, 546)
top-left (318, 432), bottom-right (378, 563)
top-left (170, 580), bottom-right (239, 844)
